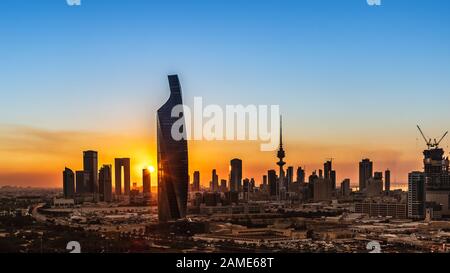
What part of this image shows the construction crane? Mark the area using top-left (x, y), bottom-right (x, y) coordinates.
top-left (417, 125), bottom-right (448, 150)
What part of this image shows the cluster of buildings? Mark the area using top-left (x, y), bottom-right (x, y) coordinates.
top-left (60, 75), bottom-right (450, 227)
top-left (62, 152), bottom-right (151, 205)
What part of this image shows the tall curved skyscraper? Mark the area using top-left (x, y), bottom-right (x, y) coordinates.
top-left (157, 75), bottom-right (189, 222)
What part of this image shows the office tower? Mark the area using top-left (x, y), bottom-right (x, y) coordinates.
top-left (157, 75), bottom-right (189, 222)
top-left (210, 169), bottom-right (219, 192)
top-left (75, 171), bottom-right (89, 194)
top-left (286, 166), bottom-right (294, 190)
top-left (114, 158), bottom-right (131, 196)
top-left (143, 168), bottom-right (151, 195)
top-left (263, 175), bottom-right (268, 186)
top-left (276, 116), bottom-right (286, 200)
top-left (268, 170), bottom-right (277, 196)
top-left (324, 160), bottom-right (337, 190)
top-left (296, 167), bottom-right (305, 183)
top-left (243, 178), bottom-right (250, 195)
top-left (250, 178), bottom-right (255, 191)
top-left (308, 171), bottom-right (319, 200)
top-left (83, 150), bottom-right (98, 195)
top-left (341, 179), bottom-right (351, 197)
top-left (63, 168), bottom-right (75, 198)
top-left (408, 171), bottom-right (426, 219)
top-left (330, 170), bottom-right (336, 190)
top-left (193, 171), bottom-right (200, 192)
top-left (220, 179), bottom-right (227, 192)
top-left (324, 161), bottom-right (332, 179)
top-left (359, 158), bottom-right (373, 191)
top-left (385, 169), bottom-right (391, 193)
top-left (318, 169), bottom-right (323, 178)
top-left (230, 158), bottom-right (242, 192)
top-left (99, 165), bottom-right (112, 202)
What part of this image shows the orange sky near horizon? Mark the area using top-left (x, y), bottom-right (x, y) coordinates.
top-left (0, 123), bottom-right (426, 189)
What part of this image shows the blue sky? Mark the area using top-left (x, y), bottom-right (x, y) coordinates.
top-left (1, 0), bottom-right (450, 186)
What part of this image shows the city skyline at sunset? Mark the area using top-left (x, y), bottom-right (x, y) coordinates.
top-left (1, 0), bottom-right (450, 188)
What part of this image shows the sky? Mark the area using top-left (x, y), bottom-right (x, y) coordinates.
top-left (1, 0), bottom-right (450, 188)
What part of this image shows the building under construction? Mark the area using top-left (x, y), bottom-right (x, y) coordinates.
top-left (417, 126), bottom-right (450, 218)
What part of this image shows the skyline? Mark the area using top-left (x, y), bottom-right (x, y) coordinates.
top-left (2, 0), bottom-right (450, 187)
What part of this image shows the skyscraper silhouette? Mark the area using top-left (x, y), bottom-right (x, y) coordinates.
top-left (230, 159), bottom-right (242, 192)
top-left (359, 158), bottom-right (373, 191)
top-left (115, 158), bottom-right (131, 195)
top-left (99, 165), bottom-right (112, 202)
top-left (192, 171), bottom-right (200, 192)
top-left (83, 151), bottom-right (98, 195)
top-left (143, 168), bottom-right (151, 203)
top-left (157, 75), bottom-right (189, 222)
top-left (63, 168), bottom-right (75, 198)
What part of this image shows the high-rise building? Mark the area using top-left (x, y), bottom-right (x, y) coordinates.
top-left (193, 171), bottom-right (200, 192)
top-left (230, 159), bottom-right (242, 192)
top-left (63, 168), bottom-right (75, 198)
top-left (143, 168), bottom-right (151, 203)
top-left (263, 175), bottom-right (268, 186)
top-left (296, 167), bottom-right (305, 183)
top-left (83, 150), bottom-right (98, 195)
top-left (359, 158), bottom-right (373, 191)
top-left (286, 166), bottom-right (294, 190)
top-left (408, 171), bottom-right (426, 219)
top-left (210, 169), bottom-right (219, 192)
top-left (268, 170), bottom-right (277, 197)
top-left (385, 169), bottom-right (391, 193)
top-left (75, 170), bottom-right (89, 194)
top-left (220, 179), bottom-right (227, 192)
top-left (157, 75), bottom-right (189, 222)
top-left (114, 158), bottom-right (131, 196)
top-left (99, 165), bottom-right (112, 202)
top-left (341, 179), bottom-right (351, 197)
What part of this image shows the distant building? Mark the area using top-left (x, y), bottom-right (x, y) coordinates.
top-left (341, 179), bottom-right (351, 197)
top-left (408, 171), bottom-right (426, 219)
top-left (115, 158), bottom-right (131, 195)
top-left (210, 169), bottom-right (219, 192)
top-left (83, 150), bottom-right (98, 195)
top-left (296, 167), bottom-right (305, 183)
top-left (366, 174), bottom-right (383, 197)
top-left (286, 166), bottom-right (294, 190)
top-left (75, 170), bottom-right (89, 194)
top-left (313, 177), bottom-right (333, 201)
top-left (193, 171), bottom-right (200, 192)
top-left (230, 159), bottom-right (242, 192)
top-left (359, 158), bottom-right (373, 191)
top-left (324, 160), bottom-right (336, 190)
top-left (143, 168), bottom-right (151, 202)
top-left (99, 165), bottom-right (112, 202)
top-left (385, 169), bottom-right (391, 193)
top-left (268, 170), bottom-right (277, 197)
top-left (220, 179), bottom-right (227, 192)
top-left (63, 168), bottom-right (75, 198)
